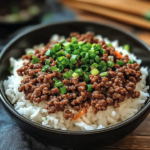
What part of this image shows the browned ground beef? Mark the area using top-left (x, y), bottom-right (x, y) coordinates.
top-left (17, 32), bottom-right (141, 119)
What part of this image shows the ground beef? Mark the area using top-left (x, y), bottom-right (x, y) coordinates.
top-left (17, 32), bottom-right (142, 118)
top-left (64, 110), bottom-right (74, 119)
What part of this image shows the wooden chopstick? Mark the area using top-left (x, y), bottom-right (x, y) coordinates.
top-left (64, 0), bottom-right (150, 17)
top-left (60, 0), bottom-right (150, 30)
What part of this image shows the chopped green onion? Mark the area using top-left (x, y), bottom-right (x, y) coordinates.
top-left (98, 61), bottom-right (107, 73)
top-left (75, 68), bottom-right (83, 76)
top-left (128, 60), bottom-right (137, 64)
top-left (95, 51), bottom-right (100, 55)
top-left (85, 53), bottom-right (89, 62)
top-left (56, 50), bottom-right (65, 56)
top-left (69, 63), bottom-right (75, 70)
top-left (62, 42), bottom-right (71, 46)
top-left (45, 49), bottom-right (52, 57)
top-left (91, 68), bottom-right (99, 75)
top-left (64, 50), bottom-right (70, 55)
top-left (64, 43), bottom-right (75, 51)
top-left (108, 56), bottom-right (114, 62)
top-left (63, 70), bottom-right (73, 79)
top-left (55, 81), bottom-right (63, 87)
top-left (84, 42), bottom-right (92, 50)
top-left (32, 56), bottom-right (40, 64)
top-left (107, 43), bottom-right (113, 47)
top-left (87, 84), bottom-right (92, 92)
top-left (84, 72), bottom-right (90, 83)
top-left (95, 55), bottom-right (100, 63)
top-left (53, 77), bottom-right (59, 82)
top-left (93, 44), bottom-right (101, 51)
top-left (42, 65), bottom-right (49, 72)
top-left (80, 65), bottom-right (89, 72)
top-left (51, 66), bottom-right (59, 72)
top-left (100, 49), bottom-right (105, 54)
top-left (100, 72), bottom-right (108, 77)
top-left (78, 41), bottom-right (84, 47)
top-left (123, 44), bottom-right (130, 52)
top-left (52, 54), bottom-right (56, 59)
top-left (27, 52), bottom-right (33, 55)
top-left (45, 59), bottom-right (50, 65)
top-left (90, 63), bottom-right (99, 68)
top-left (57, 56), bottom-right (64, 62)
top-left (70, 55), bottom-right (78, 64)
top-left (61, 40), bottom-right (65, 44)
top-left (90, 59), bottom-right (95, 65)
top-left (35, 73), bottom-right (38, 77)
top-left (73, 50), bottom-right (79, 55)
top-left (81, 58), bottom-right (87, 65)
top-left (58, 64), bottom-right (65, 72)
top-left (116, 60), bottom-right (124, 66)
top-left (80, 52), bottom-right (86, 58)
top-left (61, 57), bottom-right (69, 66)
top-left (60, 86), bottom-right (67, 94)
top-left (107, 61), bottom-right (114, 68)
top-left (71, 37), bottom-right (78, 44)
top-left (72, 72), bottom-right (79, 78)
top-left (73, 44), bottom-right (79, 50)
top-left (53, 43), bottom-right (61, 51)
top-left (89, 53), bottom-right (96, 59)
top-left (88, 49), bottom-right (95, 54)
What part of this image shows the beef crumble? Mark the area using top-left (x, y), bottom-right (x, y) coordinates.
top-left (17, 32), bottom-right (141, 119)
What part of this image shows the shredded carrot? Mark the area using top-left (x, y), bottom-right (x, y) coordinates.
top-left (73, 108), bottom-right (87, 120)
top-left (114, 51), bottom-right (122, 58)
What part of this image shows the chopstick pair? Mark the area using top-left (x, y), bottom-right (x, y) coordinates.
top-left (60, 0), bottom-right (150, 30)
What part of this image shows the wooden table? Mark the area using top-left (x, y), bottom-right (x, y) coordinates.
top-left (64, 7), bottom-right (150, 150)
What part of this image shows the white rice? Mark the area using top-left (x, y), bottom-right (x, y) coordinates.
top-left (3, 34), bottom-right (149, 131)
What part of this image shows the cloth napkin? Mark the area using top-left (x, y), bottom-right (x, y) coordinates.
top-left (0, 0), bottom-right (75, 150)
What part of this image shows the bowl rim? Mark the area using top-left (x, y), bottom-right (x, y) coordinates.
top-left (0, 20), bottom-right (150, 135)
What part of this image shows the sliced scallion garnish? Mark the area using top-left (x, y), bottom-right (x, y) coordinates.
top-left (116, 60), bottom-right (124, 66)
top-left (87, 84), bottom-right (92, 92)
top-left (90, 68), bottom-right (99, 76)
top-left (45, 59), bottom-right (50, 65)
top-left (107, 43), bottom-right (113, 47)
top-left (107, 61), bottom-right (114, 68)
top-left (32, 56), bottom-right (40, 64)
top-left (72, 72), bottom-right (79, 78)
top-left (128, 60), bottom-right (137, 64)
top-left (100, 72), bottom-right (108, 77)
top-left (75, 68), bottom-right (83, 76)
top-left (123, 44), bottom-right (130, 52)
top-left (42, 65), bottom-right (49, 72)
top-left (60, 86), bottom-right (67, 94)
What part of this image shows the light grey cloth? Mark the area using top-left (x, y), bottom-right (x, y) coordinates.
top-left (0, 101), bottom-right (63, 150)
top-left (0, 0), bottom-right (75, 149)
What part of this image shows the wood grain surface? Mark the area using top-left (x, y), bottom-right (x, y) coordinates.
top-left (60, 6), bottom-right (150, 150)
top-left (61, 0), bottom-right (150, 30)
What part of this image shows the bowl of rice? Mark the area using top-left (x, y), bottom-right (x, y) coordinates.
top-left (0, 21), bottom-right (150, 149)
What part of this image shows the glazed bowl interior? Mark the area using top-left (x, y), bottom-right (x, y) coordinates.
top-left (0, 21), bottom-right (150, 134)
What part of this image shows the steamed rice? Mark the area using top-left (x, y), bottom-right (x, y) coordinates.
top-left (3, 34), bottom-right (149, 131)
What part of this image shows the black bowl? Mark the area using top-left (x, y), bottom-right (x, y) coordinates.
top-left (0, 21), bottom-right (150, 149)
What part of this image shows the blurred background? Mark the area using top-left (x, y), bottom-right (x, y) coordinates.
top-left (60, 0), bottom-right (150, 46)
top-left (0, 0), bottom-right (149, 48)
